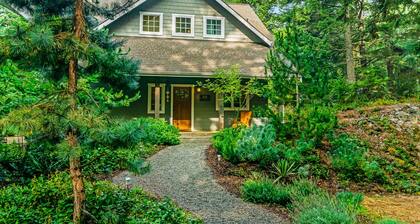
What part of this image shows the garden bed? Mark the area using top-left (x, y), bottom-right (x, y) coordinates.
top-left (206, 145), bottom-right (291, 221)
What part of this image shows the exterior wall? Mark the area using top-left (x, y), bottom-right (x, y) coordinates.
top-left (107, 0), bottom-right (263, 43)
top-left (111, 76), bottom-right (268, 131)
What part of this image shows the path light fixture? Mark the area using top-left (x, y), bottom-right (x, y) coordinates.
top-left (217, 154), bottom-right (221, 162)
top-left (125, 176), bottom-right (132, 190)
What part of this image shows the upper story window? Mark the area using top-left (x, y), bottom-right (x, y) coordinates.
top-left (172, 14), bottom-right (195, 37)
top-left (203, 16), bottom-right (225, 38)
top-left (140, 12), bottom-right (163, 35)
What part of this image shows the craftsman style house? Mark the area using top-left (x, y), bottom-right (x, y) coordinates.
top-left (98, 0), bottom-right (272, 131)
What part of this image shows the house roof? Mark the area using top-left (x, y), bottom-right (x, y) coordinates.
top-left (96, 0), bottom-right (272, 46)
top-left (227, 3), bottom-right (273, 41)
top-left (117, 36), bottom-right (269, 77)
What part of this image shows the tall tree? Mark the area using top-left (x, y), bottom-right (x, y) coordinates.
top-left (1, 1), bottom-right (140, 223)
top-left (68, 0), bottom-right (85, 222)
top-left (344, 1), bottom-right (356, 83)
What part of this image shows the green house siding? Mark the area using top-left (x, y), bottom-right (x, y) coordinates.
top-left (112, 76), bottom-right (267, 131)
top-left (107, 0), bottom-right (263, 44)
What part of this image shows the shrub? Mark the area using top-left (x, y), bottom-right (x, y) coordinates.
top-left (81, 144), bottom-right (153, 176)
top-left (330, 134), bottom-right (368, 181)
top-left (211, 126), bottom-right (245, 163)
top-left (286, 179), bottom-right (323, 203)
top-left (362, 160), bottom-right (387, 183)
top-left (271, 159), bottom-right (297, 183)
top-left (91, 118), bottom-right (180, 147)
top-left (241, 178), bottom-right (291, 205)
top-left (292, 194), bottom-right (357, 224)
top-left (336, 191), bottom-right (364, 212)
top-left (236, 124), bottom-right (279, 166)
top-left (0, 172), bottom-right (202, 224)
top-left (302, 106), bottom-right (337, 146)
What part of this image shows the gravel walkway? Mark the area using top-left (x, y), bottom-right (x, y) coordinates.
top-left (113, 138), bottom-right (285, 224)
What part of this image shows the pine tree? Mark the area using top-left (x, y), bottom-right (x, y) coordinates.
top-left (1, 1), bottom-right (140, 223)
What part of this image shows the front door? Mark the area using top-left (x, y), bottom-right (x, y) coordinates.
top-left (173, 86), bottom-right (192, 131)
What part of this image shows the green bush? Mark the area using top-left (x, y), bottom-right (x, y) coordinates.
top-left (211, 126), bottom-right (245, 163)
top-left (330, 134), bottom-right (388, 184)
top-left (336, 191), bottom-right (364, 212)
top-left (91, 118), bottom-right (180, 147)
top-left (330, 134), bottom-right (368, 181)
top-left (302, 106), bottom-right (337, 146)
top-left (241, 179), bottom-right (291, 205)
top-left (236, 124), bottom-right (279, 166)
top-left (0, 172), bottom-right (202, 224)
top-left (286, 179), bottom-right (323, 203)
top-left (292, 194), bottom-right (357, 224)
top-left (81, 144), bottom-right (154, 176)
top-left (362, 160), bottom-right (387, 183)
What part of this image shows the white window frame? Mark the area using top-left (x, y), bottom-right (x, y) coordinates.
top-left (215, 94), bottom-right (250, 111)
top-left (172, 14), bottom-right (195, 37)
top-left (147, 83), bottom-right (166, 114)
top-left (203, 16), bottom-right (225, 39)
top-left (140, 12), bottom-right (163, 35)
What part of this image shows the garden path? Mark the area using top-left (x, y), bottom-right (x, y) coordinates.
top-left (113, 137), bottom-right (286, 224)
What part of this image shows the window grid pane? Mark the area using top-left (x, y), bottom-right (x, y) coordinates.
top-left (175, 17), bottom-right (192, 34)
top-left (206, 19), bottom-right (222, 36)
top-left (142, 15), bottom-right (160, 33)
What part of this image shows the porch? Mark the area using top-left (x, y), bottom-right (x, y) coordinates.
top-left (112, 76), bottom-right (267, 132)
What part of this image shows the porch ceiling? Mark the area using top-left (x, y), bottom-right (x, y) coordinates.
top-left (116, 36), bottom-right (270, 78)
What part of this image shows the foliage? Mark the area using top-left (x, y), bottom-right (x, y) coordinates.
top-left (211, 125), bottom-right (245, 163)
top-left (198, 66), bottom-right (261, 113)
top-left (329, 134), bottom-right (369, 181)
top-left (336, 191), bottom-right (364, 213)
top-left (0, 172), bottom-right (202, 224)
top-left (292, 194), bottom-right (357, 224)
top-left (90, 118), bottom-right (180, 147)
top-left (81, 145), bottom-right (153, 177)
top-left (330, 134), bottom-right (388, 184)
top-left (286, 179), bottom-right (323, 203)
top-left (271, 160), bottom-right (296, 183)
top-left (0, 60), bottom-right (53, 117)
top-left (0, 117), bottom-right (179, 184)
top-left (300, 106), bottom-right (337, 146)
top-left (241, 178), bottom-right (291, 206)
top-left (236, 124), bottom-right (279, 166)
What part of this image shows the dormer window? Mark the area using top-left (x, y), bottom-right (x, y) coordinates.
top-left (203, 16), bottom-right (225, 38)
top-left (140, 12), bottom-right (163, 35)
top-left (172, 14), bottom-right (195, 37)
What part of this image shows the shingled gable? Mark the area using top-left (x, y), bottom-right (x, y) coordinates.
top-left (95, 0), bottom-right (272, 46)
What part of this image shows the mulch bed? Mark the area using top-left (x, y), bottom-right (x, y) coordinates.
top-left (205, 145), bottom-right (291, 221)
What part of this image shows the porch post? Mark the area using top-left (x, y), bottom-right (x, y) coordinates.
top-left (218, 93), bottom-right (224, 130)
top-left (154, 84), bottom-right (160, 119)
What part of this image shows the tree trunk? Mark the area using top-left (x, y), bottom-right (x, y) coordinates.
top-left (358, 0), bottom-right (366, 67)
top-left (218, 94), bottom-right (225, 130)
top-left (345, 5), bottom-right (356, 83)
top-left (68, 0), bottom-right (85, 223)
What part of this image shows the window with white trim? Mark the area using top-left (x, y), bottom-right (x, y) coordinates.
top-left (147, 83), bottom-right (166, 114)
top-left (216, 93), bottom-right (250, 111)
top-left (203, 16), bottom-right (225, 38)
top-left (172, 14), bottom-right (194, 37)
top-left (140, 12), bottom-right (163, 35)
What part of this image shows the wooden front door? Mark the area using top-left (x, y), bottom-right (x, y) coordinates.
top-left (173, 86), bottom-right (192, 131)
